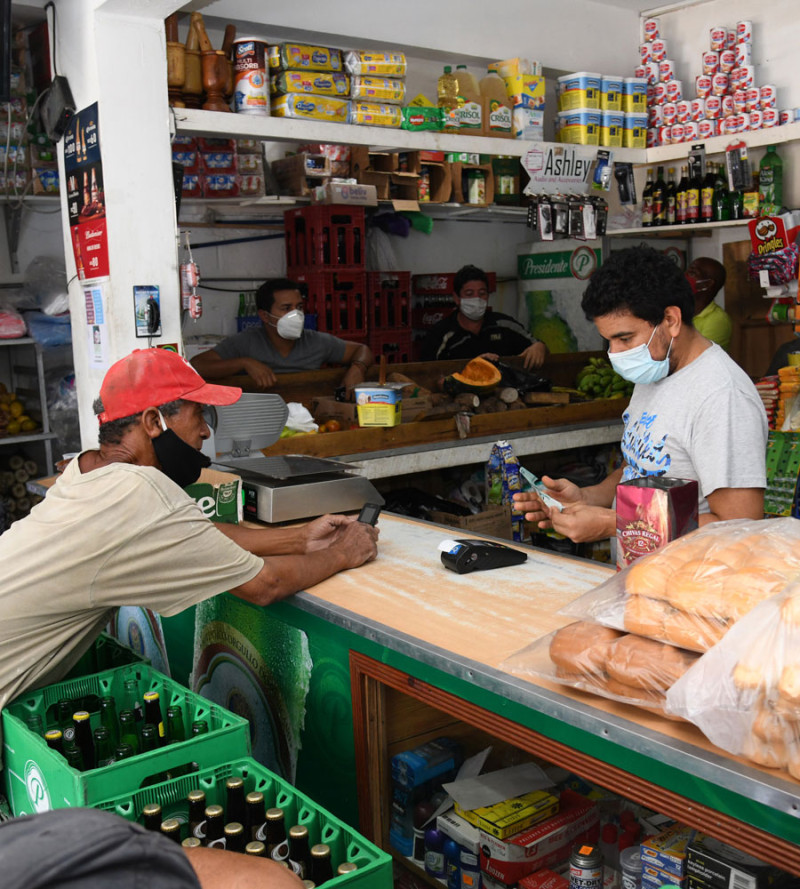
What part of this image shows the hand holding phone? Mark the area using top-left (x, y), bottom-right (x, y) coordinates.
top-left (357, 502), bottom-right (382, 526)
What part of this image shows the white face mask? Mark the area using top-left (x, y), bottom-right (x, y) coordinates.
top-left (271, 309), bottom-right (305, 340)
top-left (608, 323), bottom-right (673, 384)
top-left (459, 298), bottom-right (488, 321)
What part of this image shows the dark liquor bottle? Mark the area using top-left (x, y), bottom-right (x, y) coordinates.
top-left (641, 167), bottom-right (654, 227)
top-left (309, 843), bottom-right (334, 885)
top-left (713, 164), bottom-right (731, 222)
top-left (225, 777), bottom-right (247, 827)
top-left (651, 166), bottom-right (666, 226)
top-left (142, 803), bottom-right (163, 832)
top-left (685, 165), bottom-right (702, 224)
top-left (665, 167), bottom-right (677, 226)
top-left (700, 162), bottom-right (716, 223)
top-left (676, 165), bottom-right (689, 224)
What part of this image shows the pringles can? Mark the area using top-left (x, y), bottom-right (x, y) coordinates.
top-left (233, 37), bottom-right (269, 115)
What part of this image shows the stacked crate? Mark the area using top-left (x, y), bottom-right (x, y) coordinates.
top-left (1, 634), bottom-right (391, 886)
top-left (284, 206), bottom-right (412, 364)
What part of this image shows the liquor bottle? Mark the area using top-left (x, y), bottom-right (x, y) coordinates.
top-left (713, 164), bottom-right (731, 222)
top-left (72, 710), bottom-right (94, 771)
top-left (143, 691), bottom-right (165, 745)
top-left (651, 166), bottom-right (667, 226)
top-left (161, 818), bottom-right (183, 844)
top-left (676, 165), bottom-right (689, 224)
top-left (641, 168), bottom-right (654, 227)
top-left (166, 705), bottom-right (186, 744)
top-left (99, 696), bottom-right (119, 747)
top-left (685, 164), bottom-right (701, 223)
top-left (225, 777), bottom-right (247, 827)
top-left (118, 709), bottom-right (140, 755)
top-left (742, 172), bottom-right (760, 218)
top-left (309, 844), bottom-right (334, 885)
top-left (288, 825), bottom-right (312, 879)
top-left (182, 837), bottom-right (202, 850)
top-left (93, 726), bottom-right (115, 768)
top-left (700, 162), bottom-right (716, 223)
top-left (245, 791), bottom-right (267, 842)
top-left (188, 789), bottom-right (207, 842)
top-left (665, 167), bottom-right (677, 226)
top-left (44, 728), bottom-right (64, 755)
top-left (142, 803), bottom-right (163, 832)
top-left (237, 292), bottom-right (247, 320)
top-left (204, 805), bottom-right (226, 849)
top-left (224, 822), bottom-right (247, 854)
top-left (57, 698), bottom-right (76, 740)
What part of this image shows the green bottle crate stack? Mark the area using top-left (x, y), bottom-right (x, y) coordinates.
top-left (3, 663), bottom-right (250, 813)
top-left (96, 756), bottom-right (392, 887)
top-left (63, 631), bottom-right (150, 681)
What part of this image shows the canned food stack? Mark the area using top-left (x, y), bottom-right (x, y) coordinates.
top-left (555, 72), bottom-right (641, 149)
top-left (175, 137), bottom-right (264, 201)
top-left (638, 17), bottom-right (787, 149)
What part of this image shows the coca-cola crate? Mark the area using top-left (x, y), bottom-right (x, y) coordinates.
top-left (284, 205), bottom-right (365, 271)
top-left (367, 328), bottom-right (413, 365)
top-left (411, 270), bottom-right (497, 296)
top-left (294, 269), bottom-right (368, 338)
top-left (366, 271), bottom-right (411, 329)
top-left (411, 301), bottom-right (455, 331)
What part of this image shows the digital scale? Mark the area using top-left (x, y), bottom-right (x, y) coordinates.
top-left (213, 454), bottom-right (384, 524)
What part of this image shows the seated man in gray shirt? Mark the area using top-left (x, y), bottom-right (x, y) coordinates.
top-left (191, 278), bottom-right (373, 393)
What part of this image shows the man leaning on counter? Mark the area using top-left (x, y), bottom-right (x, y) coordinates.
top-left (191, 277), bottom-right (374, 393)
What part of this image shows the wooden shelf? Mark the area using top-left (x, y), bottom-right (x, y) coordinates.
top-left (645, 121), bottom-right (800, 165)
top-left (608, 218), bottom-right (752, 238)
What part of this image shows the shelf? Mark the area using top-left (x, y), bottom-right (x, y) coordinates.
top-left (172, 107), bottom-right (646, 162)
top-left (0, 431), bottom-right (57, 447)
top-left (645, 121), bottom-right (800, 165)
top-left (607, 218), bottom-right (752, 238)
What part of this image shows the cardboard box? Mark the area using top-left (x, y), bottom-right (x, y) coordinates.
top-left (686, 833), bottom-right (775, 889)
top-left (311, 397), bottom-right (358, 427)
top-left (503, 74), bottom-right (547, 109)
top-left (641, 825), bottom-right (696, 877)
top-left (437, 810), bottom-right (481, 855)
top-left (642, 862), bottom-right (687, 887)
top-left (310, 181), bottom-right (378, 205)
top-left (355, 383), bottom-right (404, 427)
top-left (269, 152), bottom-right (330, 196)
top-left (519, 870), bottom-right (570, 889)
top-left (455, 788), bottom-right (559, 840)
top-left (429, 504), bottom-right (513, 540)
top-left (479, 789), bottom-right (598, 885)
top-left (422, 161), bottom-right (452, 203)
top-left (450, 162), bottom-right (495, 206)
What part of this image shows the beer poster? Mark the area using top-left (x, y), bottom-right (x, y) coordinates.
top-left (64, 102), bottom-right (109, 281)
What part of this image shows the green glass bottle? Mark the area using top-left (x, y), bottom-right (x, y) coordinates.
top-left (114, 742), bottom-right (135, 761)
top-left (99, 696), bottom-right (119, 747)
top-left (122, 678), bottom-right (143, 724)
top-left (166, 705), bottom-right (186, 744)
top-left (191, 720), bottom-right (209, 736)
top-left (63, 740), bottom-right (84, 771)
top-left (25, 713), bottom-right (44, 736)
top-left (759, 145), bottom-right (784, 216)
top-left (93, 726), bottom-right (115, 768)
top-left (712, 163), bottom-right (730, 222)
top-left (140, 723), bottom-right (159, 753)
top-left (118, 709), bottom-right (140, 755)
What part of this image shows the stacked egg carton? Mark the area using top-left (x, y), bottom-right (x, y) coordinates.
top-left (638, 17), bottom-right (785, 149)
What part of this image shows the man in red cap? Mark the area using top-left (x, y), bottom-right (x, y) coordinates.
top-left (0, 348), bottom-right (378, 720)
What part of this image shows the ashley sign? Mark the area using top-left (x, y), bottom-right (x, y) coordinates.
top-left (522, 145), bottom-right (596, 194)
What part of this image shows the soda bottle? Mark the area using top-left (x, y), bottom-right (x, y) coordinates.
top-left (759, 145), bottom-right (783, 216)
top-left (641, 168), bottom-right (654, 227)
top-left (437, 65), bottom-right (459, 133)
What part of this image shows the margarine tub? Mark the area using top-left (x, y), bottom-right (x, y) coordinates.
top-left (271, 94), bottom-right (350, 122)
top-left (557, 108), bottom-right (602, 145)
top-left (355, 384), bottom-right (403, 427)
top-left (601, 75), bottom-right (624, 111)
top-left (557, 71), bottom-right (601, 111)
top-left (623, 77), bottom-right (648, 113)
top-left (271, 71), bottom-right (350, 96)
top-left (623, 111), bottom-right (648, 148)
top-left (600, 111), bottom-right (624, 147)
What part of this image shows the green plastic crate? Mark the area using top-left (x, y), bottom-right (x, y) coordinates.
top-left (96, 756), bottom-right (392, 888)
top-left (63, 631), bottom-right (150, 681)
top-left (3, 664), bottom-right (250, 815)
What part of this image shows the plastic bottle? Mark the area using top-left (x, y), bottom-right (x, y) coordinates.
top-left (424, 827), bottom-right (446, 879)
top-left (437, 65), bottom-right (459, 133)
top-left (759, 144), bottom-right (784, 216)
top-left (480, 68), bottom-right (512, 137)
top-left (454, 64), bottom-right (483, 135)
top-left (619, 846), bottom-right (642, 889)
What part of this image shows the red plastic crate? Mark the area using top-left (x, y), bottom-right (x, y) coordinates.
top-left (411, 300), bottom-right (455, 331)
top-left (294, 269), bottom-right (368, 338)
top-left (366, 271), bottom-right (411, 329)
top-left (284, 205), bottom-right (366, 271)
top-left (411, 270), bottom-right (497, 296)
top-left (367, 328), bottom-right (413, 365)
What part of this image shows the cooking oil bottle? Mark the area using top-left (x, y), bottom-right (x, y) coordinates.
top-left (437, 65), bottom-right (459, 133)
top-left (454, 64), bottom-right (483, 135)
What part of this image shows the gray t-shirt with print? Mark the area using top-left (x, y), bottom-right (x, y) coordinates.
top-left (214, 326), bottom-right (348, 373)
top-left (620, 342), bottom-right (768, 514)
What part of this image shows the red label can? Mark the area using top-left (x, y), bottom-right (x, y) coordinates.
top-left (719, 50), bottom-right (735, 74)
top-left (702, 52), bottom-right (719, 75)
top-left (696, 75), bottom-right (712, 98)
top-left (709, 27), bottom-right (726, 52)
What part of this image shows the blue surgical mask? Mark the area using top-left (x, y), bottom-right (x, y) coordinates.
top-left (608, 324), bottom-right (673, 384)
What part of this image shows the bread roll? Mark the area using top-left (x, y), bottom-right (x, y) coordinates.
top-left (742, 732), bottom-right (787, 769)
top-left (732, 661), bottom-right (764, 692)
top-left (751, 705), bottom-right (796, 745)
top-left (780, 588), bottom-right (800, 628)
top-left (605, 675), bottom-right (666, 707)
top-left (665, 558), bottom-right (733, 618)
top-left (624, 595), bottom-right (670, 637)
top-left (549, 621), bottom-right (624, 676)
top-left (605, 634), bottom-right (699, 692)
top-left (778, 663), bottom-right (800, 705)
top-left (722, 568), bottom-right (788, 621)
top-left (625, 556), bottom-right (673, 600)
top-left (710, 540), bottom-right (754, 571)
top-left (661, 609), bottom-right (728, 651)
top-left (787, 742), bottom-right (800, 782)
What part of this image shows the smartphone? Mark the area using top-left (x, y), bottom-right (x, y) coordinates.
top-left (357, 502), bottom-right (382, 526)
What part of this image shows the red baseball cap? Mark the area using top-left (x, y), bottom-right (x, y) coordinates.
top-left (96, 348), bottom-right (241, 424)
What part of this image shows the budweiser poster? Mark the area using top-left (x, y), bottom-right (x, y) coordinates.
top-left (64, 102), bottom-right (108, 281)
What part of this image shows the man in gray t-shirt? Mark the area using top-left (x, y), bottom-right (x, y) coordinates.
top-left (513, 247), bottom-right (767, 543)
top-left (191, 277), bottom-right (374, 393)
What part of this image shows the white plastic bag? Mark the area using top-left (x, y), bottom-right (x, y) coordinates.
top-left (284, 402), bottom-right (318, 433)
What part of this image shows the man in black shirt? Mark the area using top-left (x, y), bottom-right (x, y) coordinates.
top-left (420, 265), bottom-right (548, 367)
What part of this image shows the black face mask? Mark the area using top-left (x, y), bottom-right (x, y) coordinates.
top-left (152, 427), bottom-right (210, 488)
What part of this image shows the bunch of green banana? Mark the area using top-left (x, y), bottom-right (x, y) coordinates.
top-left (575, 357), bottom-right (634, 399)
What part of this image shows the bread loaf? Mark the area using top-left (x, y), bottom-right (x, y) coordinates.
top-left (549, 621), bottom-right (624, 676)
top-left (605, 634), bottom-right (699, 692)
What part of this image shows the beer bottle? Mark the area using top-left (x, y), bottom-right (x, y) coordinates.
top-left (25, 713), bottom-right (44, 736)
top-left (99, 696), bottom-right (119, 747)
top-left (204, 805), bottom-right (226, 849)
top-left (188, 789), bottom-right (207, 841)
top-left (122, 678), bottom-right (144, 723)
top-left (245, 840), bottom-right (266, 857)
top-left (309, 843), bottom-right (334, 885)
top-left (142, 802), bottom-right (163, 832)
top-left (44, 728), bottom-right (64, 755)
top-left (166, 705), bottom-right (186, 744)
top-left (225, 777), bottom-right (247, 827)
top-left (676, 165), bottom-right (689, 224)
top-left (665, 167), bottom-right (677, 226)
top-left (191, 720), bottom-right (209, 736)
top-left (640, 167), bottom-right (654, 227)
top-left (63, 740), bottom-right (84, 770)
top-left (161, 818), bottom-right (183, 844)
top-left (114, 743), bottom-right (134, 761)
top-left (118, 709), bottom-right (140, 755)
top-left (93, 725), bottom-right (115, 768)
top-left (143, 691), bottom-right (165, 745)
top-left (245, 790), bottom-right (266, 842)
top-left (72, 710), bottom-right (94, 770)
top-left (182, 837), bottom-right (202, 849)
top-left (302, 882), bottom-right (316, 889)
top-left (288, 825), bottom-right (312, 879)
top-left (57, 699), bottom-right (76, 742)
top-left (224, 821), bottom-right (246, 853)
top-left (700, 162), bottom-right (716, 223)
top-left (265, 807), bottom-right (287, 857)
top-left (337, 862), bottom-right (358, 875)
top-left (651, 166), bottom-right (666, 226)
top-left (140, 723), bottom-right (159, 752)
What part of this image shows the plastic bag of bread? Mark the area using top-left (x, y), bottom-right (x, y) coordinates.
top-left (501, 620), bottom-right (700, 717)
top-left (666, 582), bottom-right (800, 777)
top-left (559, 518), bottom-right (800, 653)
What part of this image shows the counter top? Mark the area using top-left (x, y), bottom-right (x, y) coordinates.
top-left (283, 513), bottom-right (800, 834)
